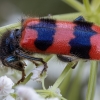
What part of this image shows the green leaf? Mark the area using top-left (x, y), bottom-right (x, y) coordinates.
top-left (86, 61), bottom-right (98, 100)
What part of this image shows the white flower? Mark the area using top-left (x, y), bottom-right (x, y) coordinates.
top-left (31, 65), bottom-right (47, 81)
top-left (1, 95), bottom-right (15, 100)
top-left (16, 85), bottom-right (44, 100)
top-left (46, 98), bottom-right (59, 100)
top-left (16, 86), bottom-right (60, 100)
top-left (48, 86), bottom-right (62, 97)
top-left (0, 76), bottom-right (14, 96)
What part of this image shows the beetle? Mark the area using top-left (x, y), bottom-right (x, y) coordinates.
top-left (0, 16), bottom-right (100, 84)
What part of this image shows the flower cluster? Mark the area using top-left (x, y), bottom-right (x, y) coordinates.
top-left (0, 0), bottom-right (99, 100)
top-left (0, 75), bottom-right (60, 100)
top-left (16, 86), bottom-right (59, 100)
top-left (31, 65), bottom-right (47, 81)
top-left (0, 76), bottom-right (14, 100)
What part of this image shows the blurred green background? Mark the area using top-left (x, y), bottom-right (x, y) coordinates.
top-left (0, 0), bottom-right (79, 26)
top-left (1, 0), bottom-right (99, 100)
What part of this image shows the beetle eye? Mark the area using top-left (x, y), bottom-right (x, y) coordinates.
top-left (15, 29), bottom-right (19, 31)
top-left (14, 29), bottom-right (21, 39)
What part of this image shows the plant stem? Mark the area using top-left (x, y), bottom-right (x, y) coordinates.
top-left (91, 0), bottom-right (100, 11)
top-left (83, 0), bottom-right (91, 13)
top-left (51, 62), bottom-right (75, 91)
top-left (13, 72), bottom-right (33, 88)
top-left (42, 77), bottom-right (46, 90)
top-left (0, 22), bottom-right (21, 35)
top-left (67, 61), bottom-right (84, 100)
top-left (86, 61), bottom-right (98, 100)
top-left (53, 12), bottom-right (83, 20)
top-left (62, 0), bottom-right (85, 12)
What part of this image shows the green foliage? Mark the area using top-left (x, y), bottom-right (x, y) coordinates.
top-left (0, 0), bottom-right (99, 100)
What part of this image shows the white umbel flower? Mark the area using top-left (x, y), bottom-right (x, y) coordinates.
top-left (16, 86), bottom-right (59, 100)
top-left (0, 76), bottom-right (14, 96)
top-left (1, 95), bottom-right (15, 100)
top-left (31, 65), bottom-right (47, 81)
top-left (16, 86), bottom-right (44, 100)
top-left (46, 98), bottom-right (59, 100)
top-left (48, 86), bottom-right (62, 96)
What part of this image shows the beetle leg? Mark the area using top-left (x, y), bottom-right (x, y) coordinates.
top-left (57, 55), bottom-right (78, 69)
top-left (57, 55), bottom-right (73, 62)
top-left (32, 61), bottom-right (39, 66)
top-left (14, 61), bottom-right (26, 84)
top-left (15, 49), bottom-right (48, 71)
top-left (3, 55), bottom-right (26, 84)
